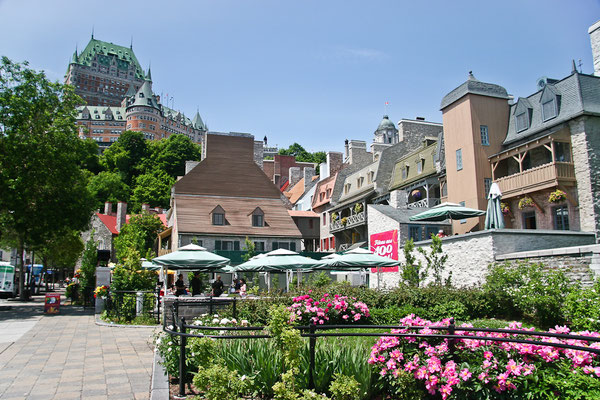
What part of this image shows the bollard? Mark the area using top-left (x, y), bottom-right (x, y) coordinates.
top-left (136, 291), bottom-right (144, 316)
top-left (308, 322), bottom-right (316, 389)
top-left (178, 317), bottom-right (187, 398)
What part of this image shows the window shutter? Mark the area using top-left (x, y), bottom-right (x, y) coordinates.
top-left (273, 242), bottom-right (279, 250)
top-left (290, 242), bottom-right (296, 252)
top-left (234, 241), bottom-right (240, 251)
top-left (215, 240), bottom-right (222, 250)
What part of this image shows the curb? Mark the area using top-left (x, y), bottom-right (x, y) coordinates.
top-left (94, 313), bottom-right (158, 329)
top-left (151, 349), bottom-right (170, 400)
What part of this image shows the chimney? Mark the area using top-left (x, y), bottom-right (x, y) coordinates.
top-left (416, 117), bottom-right (425, 121)
top-left (589, 20), bottom-right (600, 76)
top-left (185, 160), bottom-right (200, 174)
top-left (156, 207), bottom-right (163, 215)
top-left (344, 139), bottom-right (349, 160)
top-left (303, 167), bottom-right (316, 192)
top-left (104, 201), bottom-right (112, 215)
top-left (288, 167), bottom-right (302, 188)
top-left (326, 151), bottom-right (343, 177)
top-left (116, 201), bottom-right (127, 233)
top-left (142, 203), bottom-right (150, 212)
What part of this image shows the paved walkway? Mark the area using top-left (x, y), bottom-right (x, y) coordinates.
top-left (0, 298), bottom-right (156, 400)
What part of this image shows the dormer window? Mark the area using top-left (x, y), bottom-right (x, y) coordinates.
top-left (357, 176), bottom-right (364, 188)
top-left (516, 112), bottom-right (528, 132)
top-left (417, 158), bottom-right (423, 174)
top-left (344, 183), bottom-right (351, 194)
top-left (367, 171), bottom-right (375, 184)
top-left (326, 188), bottom-right (332, 198)
top-left (250, 207), bottom-right (265, 227)
top-left (542, 98), bottom-right (557, 121)
top-left (211, 205), bottom-right (226, 225)
top-left (139, 92), bottom-right (144, 98)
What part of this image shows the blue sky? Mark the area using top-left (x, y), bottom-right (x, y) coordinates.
top-left (0, 0), bottom-right (598, 153)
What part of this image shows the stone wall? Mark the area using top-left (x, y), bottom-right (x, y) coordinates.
top-left (589, 20), bottom-right (600, 76)
top-left (496, 244), bottom-right (600, 287)
top-left (370, 229), bottom-right (596, 289)
top-left (253, 140), bottom-right (264, 169)
top-left (570, 117), bottom-right (596, 233)
top-left (79, 215), bottom-right (114, 266)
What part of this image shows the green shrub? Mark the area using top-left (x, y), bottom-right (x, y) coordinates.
top-left (379, 369), bottom-right (427, 400)
top-left (65, 282), bottom-right (80, 300)
top-left (429, 300), bottom-right (469, 322)
top-left (329, 374), bottom-right (360, 400)
top-left (370, 305), bottom-right (428, 325)
top-left (564, 282), bottom-right (600, 331)
top-left (192, 363), bottom-right (252, 400)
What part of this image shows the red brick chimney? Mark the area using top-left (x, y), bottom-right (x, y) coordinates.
top-left (116, 201), bottom-right (127, 233)
top-left (104, 201), bottom-right (112, 215)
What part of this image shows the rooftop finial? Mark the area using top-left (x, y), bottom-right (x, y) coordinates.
top-left (130, 36), bottom-right (133, 50)
top-left (91, 26), bottom-right (94, 39)
top-left (572, 59), bottom-right (578, 74)
top-left (468, 70), bottom-right (476, 80)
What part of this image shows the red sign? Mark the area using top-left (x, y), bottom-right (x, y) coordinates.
top-left (370, 230), bottom-right (399, 273)
top-left (45, 293), bottom-right (60, 314)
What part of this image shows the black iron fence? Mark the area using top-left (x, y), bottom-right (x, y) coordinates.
top-left (163, 299), bottom-right (600, 398)
top-left (105, 290), bottom-right (161, 324)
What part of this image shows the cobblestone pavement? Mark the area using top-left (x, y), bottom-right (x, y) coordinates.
top-left (0, 302), bottom-right (156, 400)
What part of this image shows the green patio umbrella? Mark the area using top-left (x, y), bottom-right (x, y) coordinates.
top-left (323, 248), bottom-right (399, 289)
top-left (485, 182), bottom-right (505, 229)
top-left (408, 202), bottom-right (486, 222)
top-left (233, 249), bottom-right (326, 291)
top-left (152, 244), bottom-right (230, 269)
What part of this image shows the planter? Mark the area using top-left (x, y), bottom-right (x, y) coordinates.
top-left (549, 189), bottom-right (567, 203)
top-left (518, 197), bottom-right (534, 210)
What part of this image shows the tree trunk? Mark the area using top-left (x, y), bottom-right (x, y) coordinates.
top-left (17, 239), bottom-right (26, 300)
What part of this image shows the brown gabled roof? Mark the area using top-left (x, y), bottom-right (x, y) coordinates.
top-left (173, 134), bottom-right (281, 199)
top-left (284, 178), bottom-right (306, 204)
top-left (175, 195), bottom-right (302, 237)
top-left (288, 210), bottom-right (319, 218)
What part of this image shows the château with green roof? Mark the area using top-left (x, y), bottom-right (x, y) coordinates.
top-left (65, 34), bottom-right (148, 107)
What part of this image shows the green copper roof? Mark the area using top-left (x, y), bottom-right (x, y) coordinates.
top-left (192, 111), bottom-right (206, 130)
top-left (377, 115), bottom-right (397, 131)
top-left (73, 38), bottom-right (146, 80)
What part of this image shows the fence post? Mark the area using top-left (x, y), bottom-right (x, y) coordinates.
top-left (209, 296), bottom-right (214, 315)
top-left (172, 301), bottom-right (179, 332)
top-left (178, 317), bottom-right (187, 398)
top-left (309, 322), bottom-right (316, 390)
top-left (232, 298), bottom-right (237, 319)
top-left (448, 318), bottom-right (455, 361)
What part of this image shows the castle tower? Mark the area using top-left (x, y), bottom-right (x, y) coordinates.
top-left (374, 115), bottom-right (398, 144)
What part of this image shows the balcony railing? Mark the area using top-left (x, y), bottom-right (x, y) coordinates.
top-left (330, 211), bottom-right (366, 233)
top-left (495, 161), bottom-right (576, 198)
top-left (407, 198), bottom-right (440, 209)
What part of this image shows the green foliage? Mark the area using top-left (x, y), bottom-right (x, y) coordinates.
top-left (110, 248), bottom-right (156, 291)
top-left (0, 57), bottom-right (96, 298)
top-left (87, 171), bottom-right (130, 210)
top-left (369, 305), bottom-right (428, 325)
top-left (382, 369), bottom-right (427, 400)
top-left (310, 271), bottom-right (332, 287)
top-left (80, 233), bottom-right (98, 289)
top-left (101, 130), bottom-right (149, 186)
top-left (417, 235), bottom-right (449, 286)
top-left (273, 368), bottom-right (302, 400)
top-left (429, 300), bottom-right (469, 321)
top-left (130, 170), bottom-right (174, 211)
top-left (37, 229), bottom-right (84, 273)
top-left (188, 336), bottom-right (219, 369)
top-left (328, 374), bottom-right (360, 400)
top-left (278, 143), bottom-right (326, 174)
top-left (113, 211), bottom-right (164, 262)
top-left (564, 281), bottom-right (600, 331)
top-left (65, 282), bottom-right (80, 300)
top-left (147, 133), bottom-right (201, 179)
top-left (400, 239), bottom-right (425, 287)
top-left (192, 363), bottom-right (252, 400)
top-left (483, 261), bottom-right (572, 328)
top-left (242, 236), bottom-right (256, 262)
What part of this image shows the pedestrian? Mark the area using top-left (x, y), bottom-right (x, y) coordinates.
top-left (175, 274), bottom-right (186, 296)
top-left (190, 271), bottom-right (202, 296)
top-left (211, 275), bottom-right (224, 297)
top-left (239, 279), bottom-right (247, 297)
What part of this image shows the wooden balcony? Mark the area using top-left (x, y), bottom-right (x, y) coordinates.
top-left (330, 211), bottom-right (366, 233)
top-left (495, 162), bottom-right (576, 199)
top-left (158, 249), bottom-right (172, 256)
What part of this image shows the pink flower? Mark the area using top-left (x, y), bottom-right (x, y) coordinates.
top-left (459, 368), bottom-right (472, 381)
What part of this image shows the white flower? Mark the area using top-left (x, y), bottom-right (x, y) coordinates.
top-left (241, 375), bottom-right (247, 381)
top-left (219, 330), bottom-right (225, 335)
top-left (168, 342), bottom-right (173, 346)
top-left (220, 318), bottom-right (230, 325)
top-left (213, 314), bottom-right (219, 318)
top-left (212, 318), bottom-right (219, 324)
top-left (241, 320), bottom-right (249, 326)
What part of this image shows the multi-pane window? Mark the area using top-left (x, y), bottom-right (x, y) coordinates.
top-left (322, 213), bottom-right (327, 226)
top-left (459, 201), bottom-right (467, 224)
top-left (252, 214), bottom-right (264, 227)
top-left (484, 178), bottom-right (492, 198)
top-left (212, 213), bottom-right (224, 225)
top-left (480, 125), bottom-right (489, 145)
top-left (272, 242), bottom-right (296, 251)
top-left (215, 240), bottom-right (239, 251)
top-left (522, 211), bottom-right (536, 229)
top-left (542, 99), bottom-right (557, 121)
top-left (402, 167), bottom-right (408, 179)
top-left (553, 206), bottom-right (569, 230)
top-left (408, 225), bottom-right (422, 241)
top-left (554, 142), bottom-right (571, 162)
top-left (456, 149), bottom-right (463, 171)
top-left (254, 242), bottom-right (265, 252)
top-left (417, 159), bottom-right (423, 174)
top-left (516, 112), bottom-right (528, 132)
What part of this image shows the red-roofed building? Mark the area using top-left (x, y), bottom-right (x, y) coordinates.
top-left (80, 201), bottom-right (167, 264)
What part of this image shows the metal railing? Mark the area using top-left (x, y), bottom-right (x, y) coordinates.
top-left (163, 303), bottom-right (600, 398)
top-left (407, 197), bottom-right (440, 208)
top-left (105, 290), bottom-right (161, 324)
top-left (330, 210), bottom-right (366, 232)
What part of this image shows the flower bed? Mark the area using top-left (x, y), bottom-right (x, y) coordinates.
top-left (369, 314), bottom-right (600, 399)
top-left (288, 292), bottom-right (370, 325)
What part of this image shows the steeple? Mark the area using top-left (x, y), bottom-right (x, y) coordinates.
top-left (71, 46), bottom-right (78, 64)
top-left (130, 36), bottom-right (133, 50)
top-left (192, 110), bottom-right (206, 130)
top-left (91, 26), bottom-right (94, 40)
top-left (146, 65), bottom-right (152, 82)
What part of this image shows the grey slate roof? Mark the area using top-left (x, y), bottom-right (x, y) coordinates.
top-left (440, 73), bottom-right (509, 110)
top-left (369, 204), bottom-right (451, 225)
top-left (503, 72), bottom-right (600, 146)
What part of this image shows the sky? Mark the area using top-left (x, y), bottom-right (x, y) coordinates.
top-left (0, 0), bottom-right (599, 153)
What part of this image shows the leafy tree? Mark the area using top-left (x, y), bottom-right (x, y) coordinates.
top-left (147, 133), bottom-right (201, 179)
top-left (417, 235), bottom-right (449, 286)
top-left (37, 229), bottom-right (84, 280)
top-left (113, 212), bottom-right (165, 262)
top-left (79, 138), bottom-right (102, 174)
top-left (278, 143), bottom-right (326, 174)
top-left (130, 170), bottom-right (174, 211)
top-left (80, 232), bottom-right (98, 290)
top-left (242, 236), bottom-right (256, 262)
top-left (400, 239), bottom-right (425, 287)
top-left (0, 57), bottom-right (95, 299)
top-left (111, 247), bottom-right (156, 291)
top-left (101, 130), bottom-right (149, 186)
top-left (87, 171), bottom-right (131, 210)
